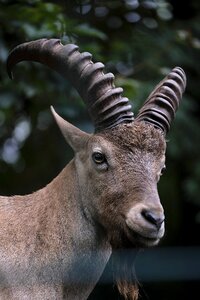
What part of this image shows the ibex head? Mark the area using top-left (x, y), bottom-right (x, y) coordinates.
top-left (7, 39), bottom-right (186, 298)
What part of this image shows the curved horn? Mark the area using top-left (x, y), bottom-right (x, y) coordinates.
top-left (136, 67), bottom-right (186, 134)
top-left (7, 38), bottom-right (134, 132)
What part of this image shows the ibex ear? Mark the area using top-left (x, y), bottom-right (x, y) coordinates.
top-left (51, 106), bottom-right (90, 152)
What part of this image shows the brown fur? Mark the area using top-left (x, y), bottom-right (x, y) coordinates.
top-left (100, 122), bottom-right (165, 156)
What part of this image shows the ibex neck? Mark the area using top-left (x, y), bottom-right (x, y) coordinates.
top-left (44, 160), bottom-right (111, 299)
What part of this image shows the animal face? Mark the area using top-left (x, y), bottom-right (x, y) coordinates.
top-left (75, 122), bottom-right (166, 248)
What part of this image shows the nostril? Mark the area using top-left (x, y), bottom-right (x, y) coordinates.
top-left (142, 210), bottom-right (165, 230)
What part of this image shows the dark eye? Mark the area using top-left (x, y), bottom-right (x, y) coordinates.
top-left (161, 165), bottom-right (166, 175)
top-left (92, 152), bottom-right (106, 164)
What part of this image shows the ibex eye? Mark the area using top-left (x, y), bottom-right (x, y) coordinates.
top-left (92, 152), bottom-right (106, 164)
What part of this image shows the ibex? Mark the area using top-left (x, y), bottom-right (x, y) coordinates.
top-left (0, 39), bottom-right (186, 300)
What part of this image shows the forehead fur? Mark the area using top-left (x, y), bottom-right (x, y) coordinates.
top-left (98, 121), bottom-right (166, 155)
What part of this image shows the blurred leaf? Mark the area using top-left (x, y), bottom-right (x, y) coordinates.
top-left (74, 24), bottom-right (107, 40)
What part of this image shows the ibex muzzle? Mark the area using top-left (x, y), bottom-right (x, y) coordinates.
top-left (1, 39), bottom-right (186, 300)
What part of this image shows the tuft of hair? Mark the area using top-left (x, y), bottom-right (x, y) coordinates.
top-left (117, 281), bottom-right (139, 300)
top-left (111, 249), bottom-right (139, 300)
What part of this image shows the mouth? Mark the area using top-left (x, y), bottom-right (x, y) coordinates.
top-left (126, 226), bottom-right (162, 247)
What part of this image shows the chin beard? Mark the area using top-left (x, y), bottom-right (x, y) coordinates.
top-left (109, 230), bottom-right (139, 300)
top-left (110, 247), bottom-right (139, 300)
top-left (107, 221), bottom-right (162, 299)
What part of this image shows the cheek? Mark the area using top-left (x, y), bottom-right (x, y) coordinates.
top-left (82, 165), bottom-right (131, 215)
top-left (96, 189), bottom-right (132, 227)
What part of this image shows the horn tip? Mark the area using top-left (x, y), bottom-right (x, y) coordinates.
top-left (50, 105), bottom-right (57, 117)
top-left (172, 66), bottom-right (187, 83)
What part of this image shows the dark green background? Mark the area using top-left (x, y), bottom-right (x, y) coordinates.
top-left (0, 0), bottom-right (200, 299)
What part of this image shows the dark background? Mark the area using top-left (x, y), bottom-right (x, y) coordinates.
top-left (0, 0), bottom-right (200, 299)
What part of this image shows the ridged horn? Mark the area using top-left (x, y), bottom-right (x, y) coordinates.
top-left (7, 38), bottom-right (134, 132)
top-left (136, 67), bottom-right (186, 134)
